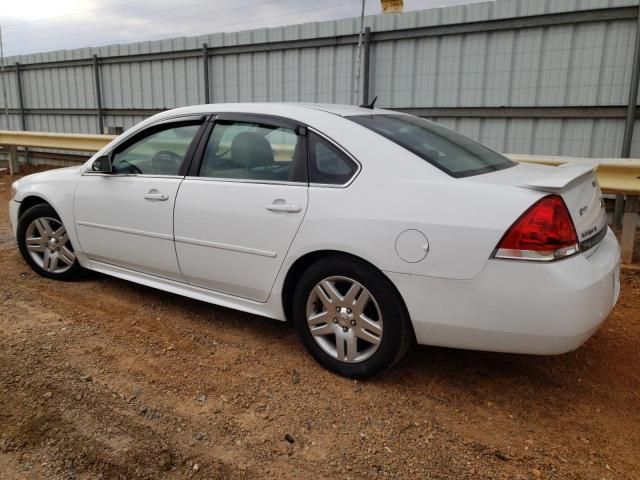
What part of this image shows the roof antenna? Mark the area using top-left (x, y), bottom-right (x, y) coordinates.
top-left (360, 96), bottom-right (378, 109)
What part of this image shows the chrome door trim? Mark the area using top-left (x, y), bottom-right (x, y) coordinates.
top-left (174, 235), bottom-right (277, 258)
top-left (81, 173), bottom-right (184, 179)
top-left (76, 220), bottom-right (174, 241)
top-left (183, 176), bottom-right (306, 187)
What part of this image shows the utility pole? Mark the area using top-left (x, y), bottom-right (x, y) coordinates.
top-left (353, 0), bottom-right (366, 105)
top-left (0, 25), bottom-right (9, 130)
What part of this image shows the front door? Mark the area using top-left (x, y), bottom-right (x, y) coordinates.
top-left (174, 114), bottom-right (308, 302)
top-left (75, 119), bottom-right (204, 281)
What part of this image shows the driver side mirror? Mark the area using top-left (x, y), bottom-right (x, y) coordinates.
top-left (90, 154), bottom-right (112, 173)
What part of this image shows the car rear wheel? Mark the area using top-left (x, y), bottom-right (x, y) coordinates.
top-left (17, 204), bottom-right (84, 281)
top-left (292, 255), bottom-right (412, 378)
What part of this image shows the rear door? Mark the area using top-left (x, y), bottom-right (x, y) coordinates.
top-left (173, 114), bottom-right (309, 302)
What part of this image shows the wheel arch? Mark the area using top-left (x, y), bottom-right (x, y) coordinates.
top-left (281, 250), bottom-right (413, 334)
top-left (18, 195), bottom-right (55, 220)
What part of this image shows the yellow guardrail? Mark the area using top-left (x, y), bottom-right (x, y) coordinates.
top-left (1, 131), bottom-right (638, 193)
top-left (0, 130), bottom-right (116, 152)
top-left (507, 154), bottom-right (640, 196)
top-left (1, 130), bottom-right (638, 264)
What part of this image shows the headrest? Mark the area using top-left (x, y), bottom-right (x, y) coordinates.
top-left (231, 132), bottom-right (274, 169)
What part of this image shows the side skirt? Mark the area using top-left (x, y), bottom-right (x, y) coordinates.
top-left (87, 260), bottom-right (286, 321)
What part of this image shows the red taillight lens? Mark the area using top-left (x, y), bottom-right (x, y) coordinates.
top-left (494, 194), bottom-right (579, 261)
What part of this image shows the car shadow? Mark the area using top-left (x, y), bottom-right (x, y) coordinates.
top-left (84, 270), bottom-right (612, 410)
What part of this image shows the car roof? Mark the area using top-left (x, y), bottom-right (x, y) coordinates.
top-left (149, 102), bottom-right (398, 122)
top-left (292, 103), bottom-right (392, 117)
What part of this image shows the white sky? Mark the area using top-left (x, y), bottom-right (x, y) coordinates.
top-left (0, 0), bottom-right (487, 57)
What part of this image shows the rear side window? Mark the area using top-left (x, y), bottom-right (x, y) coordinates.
top-left (309, 133), bottom-right (358, 185)
top-left (347, 114), bottom-right (515, 178)
top-left (198, 120), bottom-right (306, 183)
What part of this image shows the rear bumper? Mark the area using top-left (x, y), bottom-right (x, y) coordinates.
top-left (387, 228), bottom-right (620, 355)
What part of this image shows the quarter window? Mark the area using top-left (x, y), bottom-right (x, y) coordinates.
top-left (111, 123), bottom-right (201, 175)
top-left (309, 132), bottom-right (358, 185)
top-left (199, 120), bottom-right (306, 182)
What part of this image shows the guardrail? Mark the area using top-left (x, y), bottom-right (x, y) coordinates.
top-left (1, 130), bottom-right (639, 264)
top-left (507, 154), bottom-right (640, 196)
top-left (0, 130), bottom-right (116, 174)
top-left (0, 130), bottom-right (116, 151)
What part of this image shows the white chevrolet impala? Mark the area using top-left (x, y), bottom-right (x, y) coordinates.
top-left (9, 103), bottom-right (620, 378)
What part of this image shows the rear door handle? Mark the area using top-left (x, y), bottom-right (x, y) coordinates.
top-left (266, 203), bottom-right (301, 213)
top-left (144, 191), bottom-right (169, 201)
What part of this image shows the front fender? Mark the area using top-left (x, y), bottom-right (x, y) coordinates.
top-left (13, 167), bottom-right (86, 265)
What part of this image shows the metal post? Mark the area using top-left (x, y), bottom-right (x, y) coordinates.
top-left (15, 62), bottom-right (28, 165)
top-left (202, 43), bottom-right (210, 104)
top-left (616, 7), bottom-right (640, 228)
top-left (15, 63), bottom-right (26, 131)
top-left (93, 55), bottom-right (104, 134)
top-left (622, 7), bottom-right (640, 158)
top-left (613, 196), bottom-right (625, 229)
top-left (362, 27), bottom-right (371, 106)
top-left (353, 0), bottom-right (366, 105)
top-left (621, 195), bottom-right (639, 264)
top-left (0, 25), bottom-right (9, 131)
top-left (8, 145), bottom-right (19, 175)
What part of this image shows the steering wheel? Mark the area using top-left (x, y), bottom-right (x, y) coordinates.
top-left (116, 159), bottom-right (143, 174)
top-left (152, 150), bottom-right (183, 173)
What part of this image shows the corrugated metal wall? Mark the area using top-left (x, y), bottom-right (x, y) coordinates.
top-left (1, 0), bottom-right (639, 159)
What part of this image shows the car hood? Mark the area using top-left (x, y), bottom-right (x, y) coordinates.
top-left (16, 166), bottom-right (83, 187)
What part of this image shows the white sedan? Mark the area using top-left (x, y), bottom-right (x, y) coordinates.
top-left (9, 103), bottom-right (620, 378)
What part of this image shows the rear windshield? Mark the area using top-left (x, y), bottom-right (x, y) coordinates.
top-left (347, 114), bottom-right (515, 178)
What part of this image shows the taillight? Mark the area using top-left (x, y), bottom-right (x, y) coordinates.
top-left (494, 194), bottom-right (579, 261)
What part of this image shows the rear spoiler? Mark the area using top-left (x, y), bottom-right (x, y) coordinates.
top-left (518, 163), bottom-right (597, 193)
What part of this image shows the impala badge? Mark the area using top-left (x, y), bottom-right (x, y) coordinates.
top-left (581, 226), bottom-right (597, 238)
top-left (579, 205), bottom-right (588, 217)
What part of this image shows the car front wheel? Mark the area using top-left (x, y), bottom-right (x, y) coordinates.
top-left (292, 255), bottom-right (412, 378)
top-left (17, 204), bottom-right (84, 281)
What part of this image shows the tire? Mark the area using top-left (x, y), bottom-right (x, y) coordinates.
top-left (17, 204), bottom-right (84, 281)
top-left (292, 255), bottom-right (413, 378)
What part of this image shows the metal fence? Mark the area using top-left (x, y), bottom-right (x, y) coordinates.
top-left (1, 0), bottom-right (639, 159)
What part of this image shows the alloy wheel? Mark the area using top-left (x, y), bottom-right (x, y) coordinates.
top-left (305, 276), bottom-right (383, 363)
top-left (24, 217), bottom-right (76, 274)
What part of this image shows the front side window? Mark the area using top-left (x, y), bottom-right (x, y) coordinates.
top-left (347, 114), bottom-right (515, 178)
top-left (199, 120), bottom-right (306, 182)
top-left (112, 123), bottom-right (201, 175)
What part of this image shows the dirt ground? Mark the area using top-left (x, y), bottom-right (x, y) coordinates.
top-left (0, 167), bottom-right (639, 480)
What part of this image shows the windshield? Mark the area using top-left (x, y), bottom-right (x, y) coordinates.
top-left (347, 114), bottom-right (515, 178)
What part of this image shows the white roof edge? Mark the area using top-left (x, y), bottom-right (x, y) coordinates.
top-left (150, 102), bottom-right (400, 119)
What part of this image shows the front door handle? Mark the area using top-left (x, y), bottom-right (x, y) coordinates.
top-left (266, 203), bottom-right (301, 213)
top-left (144, 190), bottom-right (169, 201)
